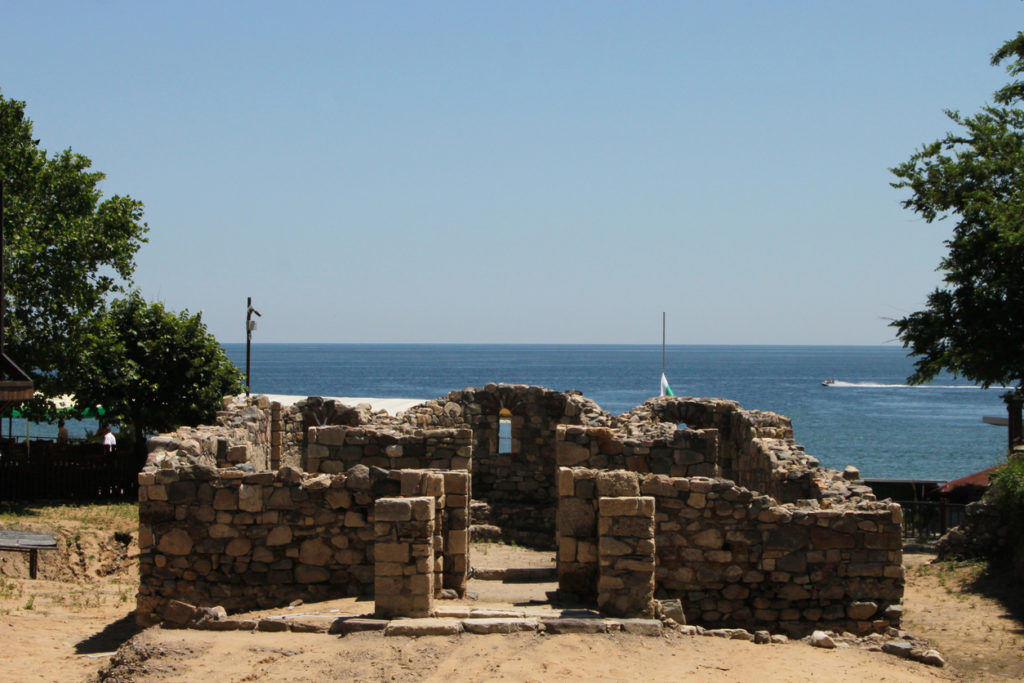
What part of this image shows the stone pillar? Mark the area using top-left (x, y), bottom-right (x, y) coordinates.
top-left (270, 401), bottom-right (282, 469)
top-left (399, 470), bottom-right (446, 595)
top-left (442, 471), bottom-right (471, 594)
top-left (556, 467), bottom-right (599, 599)
top-left (374, 497), bottom-right (435, 618)
top-left (597, 496), bottom-right (656, 618)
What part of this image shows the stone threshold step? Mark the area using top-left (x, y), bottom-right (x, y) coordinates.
top-left (182, 616), bottom-right (665, 637)
top-left (471, 567), bottom-right (558, 582)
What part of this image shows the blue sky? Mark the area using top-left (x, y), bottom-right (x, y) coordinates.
top-left (2, 1), bottom-right (1022, 344)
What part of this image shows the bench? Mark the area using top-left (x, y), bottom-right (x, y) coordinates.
top-left (0, 529), bottom-right (57, 579)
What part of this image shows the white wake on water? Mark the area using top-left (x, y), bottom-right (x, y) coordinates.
top-left (826, 381), bottom-right (987, 390)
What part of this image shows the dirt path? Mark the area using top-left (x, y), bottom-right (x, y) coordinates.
top-left (902, 548), bottom-right (1024, 681)
top-left (0, 508), bottom-right (1021, 682)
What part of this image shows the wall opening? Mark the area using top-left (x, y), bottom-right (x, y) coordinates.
top-left (498, 408), bottom-right (513, 454)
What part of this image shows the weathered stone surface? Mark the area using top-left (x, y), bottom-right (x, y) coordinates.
top-left (257, 618), bottom-right (289, 632)
top-left (299, 539), bottom-right (333, 566)
top-left (461, 618), bottom-right (540, 634)
top-left (288, 619), bottom-right (331, 633)
top-left (809, 630), bottom-right (836, 649)
top-left (882, 640), bottom-right (914, 658)
top-left (617, 619), bottom-right (663, 636)
top-left (162, 600), bottom-right (197, 627)
top-left (384, 619), bottom-right (463, 636)
top-left (596, 471), bottom-right (640, 497)
top-left (156, 529), bottom-right (193, 555)
top-left (266, 525), bottom-right (292, 546)
top-left (847, 601), bottom-right (878, 620)
top-left (375, 498), bottom-right (412, 522)
top-left (541, 618), bottom-right (608, 634)
top-left (330, 618), bottom-right (389, 635)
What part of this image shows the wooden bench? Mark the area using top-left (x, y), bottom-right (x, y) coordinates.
top-left (0, 529), bottom-right (57, 578)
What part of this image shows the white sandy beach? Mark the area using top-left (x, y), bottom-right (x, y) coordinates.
top-left (256, 394), bottom-right (427, 416)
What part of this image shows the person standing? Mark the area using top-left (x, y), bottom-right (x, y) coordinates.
top-left (97, 423), bottom-right (116, 454)
top-left (56, 419), bottom-right (69, 449)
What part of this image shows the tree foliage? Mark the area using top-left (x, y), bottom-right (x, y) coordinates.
top-left (72, 292), bottom-right (244, 452)
top-left (0, 91), bottom-right (149, 407)
top-left (891, 32), bottom-right (1024, 392)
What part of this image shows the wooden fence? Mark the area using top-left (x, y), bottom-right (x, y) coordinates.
top-left (0, 440), bottom-right (141, 501)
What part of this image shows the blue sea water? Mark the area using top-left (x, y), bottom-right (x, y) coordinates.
top-left (223, 344), bottom-right (1008, 483)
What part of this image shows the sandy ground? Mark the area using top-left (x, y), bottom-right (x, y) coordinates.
top-left (0, 510), bottom-right (1022, 682)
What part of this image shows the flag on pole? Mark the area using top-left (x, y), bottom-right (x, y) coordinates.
top-left (660, 373), bottom-right (674, 397)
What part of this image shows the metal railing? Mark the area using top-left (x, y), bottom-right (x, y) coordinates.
top-left (895, 500), bottom-right (966, 540)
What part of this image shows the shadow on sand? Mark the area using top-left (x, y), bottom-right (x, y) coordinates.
top-left (965, 559), bottom-right (1024, 634)
top-left (75, 613), bottom-right (141, 655)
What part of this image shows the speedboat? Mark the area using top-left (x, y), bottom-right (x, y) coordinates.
top-left (821, 378), bottom-right (836, 386)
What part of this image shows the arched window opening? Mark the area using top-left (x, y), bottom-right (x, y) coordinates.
top-left (498, 408), bottom-right (513, 454)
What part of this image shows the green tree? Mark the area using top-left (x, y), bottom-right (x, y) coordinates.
top-left (0, 91), bottom-right (148, 409)
top-left (890, 32), bottom-right (1024, 393)
top-left (72, 292), bottom-right (244, 454)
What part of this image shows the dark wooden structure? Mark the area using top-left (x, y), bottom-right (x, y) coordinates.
top-left (0, 529), bottom-right (56, 578)
top-left (0, 441), bottom-right (140, 501)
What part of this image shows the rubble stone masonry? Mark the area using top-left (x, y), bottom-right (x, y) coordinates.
top-left (137, 387), bottom-right (902, 634)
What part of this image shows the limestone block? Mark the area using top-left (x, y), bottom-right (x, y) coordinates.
top-left (238, 484), bottom-right (263, 513)
top-left (317, 426), bottom-right (346, 446)
top-left (443, 472), bottom-right (470, 495)
top-left (447, 529), bottom-right (468, 554)
top-left (596, 471), bottom-right (640, 497)
top-left (376, 542), bottom-right (410, 563)
top-left (295, 564), bottom-right (330, 583)
top-left (325, 489), bottom-right (352, 510)
top-left (225, 538), bottom-right (252, 557)
top-left (266, 488), bottom-right (295, 510)
top-left (598, 537), bottom-right (634, 556)
top-left (691, 527), bottom-right (723, 549)
top-left (557, 442), bottom-right (591, 467)
top-left (410, 497), bottom-right (435, 521)
top-left (266, 525), bottom-right (293, 546)
top-left (557, 498), bottom-right (595, 537)
top-left (599, 497), bottom-right (638, 517)
top-left (156, 529), bottom-right (193, 555)
top-left (345, 510), bottom-right (367, 527)
top-left (847, 601), bottom-right (878, 620)
top-left (300, 539), bottom-right (334, 566)
top-left (384, 619), bottom-right (462, 637)
top-left (375, 499), bottom-right (412, 522)
top-left (208, 523), bottom-right (237, 539)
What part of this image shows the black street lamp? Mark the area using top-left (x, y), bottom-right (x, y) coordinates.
top-left (245, 297), bottom-right (261, 396)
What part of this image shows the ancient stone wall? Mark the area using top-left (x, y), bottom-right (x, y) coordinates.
top-left (147, 395), bottom-right (274, 471)
top-left (557, 424), bottom-right (720, 478)
top-left (402, 385), bottom-right (607, 547)
top-left (136, 454), bottom-right (469, 626)
top-left (558, 467), bottom-right (904, 636)
top-left (613, 398), bottom-right (873, 503)
top-left (304, 426), bottom-right (472, 475)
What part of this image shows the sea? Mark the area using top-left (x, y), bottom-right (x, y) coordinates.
top-left (221, 343), bottom-right (1009, 483)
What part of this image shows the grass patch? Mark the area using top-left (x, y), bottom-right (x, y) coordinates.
top-left (0, 502), bottom-right (137, 530)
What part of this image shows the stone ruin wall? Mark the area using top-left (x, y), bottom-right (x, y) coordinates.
top-left (304, 425), bottom-right (472, 475)
top-left (557, 467), bottom-right (903, 636)
top-left (136, 445), bottom-right (470, 626)
top-left (136, 385), bottom-right (901, 634)
top-left (402, 385), bottom-right (608, 547)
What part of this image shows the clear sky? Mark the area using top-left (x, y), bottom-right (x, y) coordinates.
top-left (2, 1), bottom-right (1022, 344)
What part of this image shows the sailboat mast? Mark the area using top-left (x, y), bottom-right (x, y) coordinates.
top-left (662, 311), bottom-right (666, 376)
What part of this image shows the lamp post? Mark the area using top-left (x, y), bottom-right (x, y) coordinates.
top-left (245, 297), bottom-right (261, 396)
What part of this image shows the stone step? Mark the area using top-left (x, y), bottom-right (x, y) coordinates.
top-left (469, 499), bottom-right (493, 524)
top-left (470, 567), bottom-right (558, 583)
top-left (469, 524), bottom-right (503, 541)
